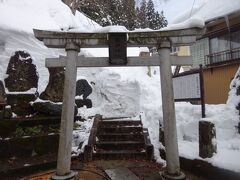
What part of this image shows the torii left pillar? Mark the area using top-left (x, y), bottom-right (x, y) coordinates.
top-left (51, 42), bottom-right (79, 180)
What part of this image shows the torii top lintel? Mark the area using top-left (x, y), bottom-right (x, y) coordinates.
top-left (33, 28), bottom-right (203, 49)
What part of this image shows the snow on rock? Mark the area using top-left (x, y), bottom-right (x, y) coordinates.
top-left (0, 29), bottom-right (61, 91)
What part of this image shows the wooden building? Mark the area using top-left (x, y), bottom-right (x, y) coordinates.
top-left (190, 11), bottom-right (240, 104)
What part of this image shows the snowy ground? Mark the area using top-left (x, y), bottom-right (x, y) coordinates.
top-left (0, 0), bottom-right (240, 174)
top-left (177, 103), bottom-right (240, 172)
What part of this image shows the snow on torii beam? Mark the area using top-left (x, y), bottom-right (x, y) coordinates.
top-left (33, 28), bottom-right (203, 180)
top-left (33, 28), bottom-right (203, 48)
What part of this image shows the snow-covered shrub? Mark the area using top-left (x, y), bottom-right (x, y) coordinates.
top-left (227, 67), bottom-right (240, 109)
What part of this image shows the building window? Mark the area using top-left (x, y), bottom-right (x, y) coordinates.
top-left (207, 29), bottom-right (240, 65)
top-left (231, 30), bottom-right (240, 49)
top-left (209, 34), bottom-right (230, 54)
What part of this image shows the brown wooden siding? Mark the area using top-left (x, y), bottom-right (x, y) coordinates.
top-left (203, 63), bottom-right (240, 104)
top-left (205, 11), bottom-right (240, 38)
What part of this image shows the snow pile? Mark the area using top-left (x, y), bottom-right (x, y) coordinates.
top-left (75, 66), bottom-right (161, 119)
top-left (78, 68), bottom-right (141, 118)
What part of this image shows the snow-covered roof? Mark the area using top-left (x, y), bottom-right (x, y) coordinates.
top-left (167, 0), bottom-right (240, 30)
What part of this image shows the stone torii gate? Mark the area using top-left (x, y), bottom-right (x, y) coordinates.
top-left (34, 28), bottom-right (202, 180)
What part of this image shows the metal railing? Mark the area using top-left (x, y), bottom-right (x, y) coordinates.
top-left (205, 47), bottom-right (240, 65)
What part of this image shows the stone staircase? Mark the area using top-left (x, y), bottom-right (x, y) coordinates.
top-left (84, 115), bottom-right (153, 161)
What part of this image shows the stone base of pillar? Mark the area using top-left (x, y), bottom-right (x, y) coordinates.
top-left (160, 171), bottom-right (186, 180)
top-left (51, 171), bottom-right (76, 180)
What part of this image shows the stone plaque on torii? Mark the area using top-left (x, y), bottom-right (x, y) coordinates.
top-left (34, 27), bottom-right (202, 180)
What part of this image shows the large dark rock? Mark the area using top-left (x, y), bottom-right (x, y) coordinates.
top-left (75, 98), bottom-right (92, 108)
top-left (4, 51), bottom-right (38, 92)
top-left (40, 67), bottom-right (65, 102)
top-left (0, 80), bottom-right (6, 103)
top-left (76, 79), bottom-right (92, 99)
top-left (7, 93), bottom-right (37, 116)
top-left (33, 101), bottom-right (78, 116)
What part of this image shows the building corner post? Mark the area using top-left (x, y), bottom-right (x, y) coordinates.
top-left (158, 40), bottom-right (186, 180)
top-left (52, 42), bottom-right (79, 180)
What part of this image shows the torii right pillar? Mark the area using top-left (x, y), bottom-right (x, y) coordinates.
top-left (158, 40), bottom-right (186, 180)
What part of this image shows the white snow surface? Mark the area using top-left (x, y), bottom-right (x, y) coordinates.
top-left (0, 0), bottom-right (240, 173)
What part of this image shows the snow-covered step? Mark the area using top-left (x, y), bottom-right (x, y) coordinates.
top-left (98, 126), bottom-right (143, 134)
top-left (84, 116), bottom-right (153, 161)
top-left (94, 150), bottom-right (146, 160)
top-left (99, 120), bottom-right (142, 127)
top-left (95, 140), bottom-right (145, 151)
top-left (97, 133), bottom-right (144, 141)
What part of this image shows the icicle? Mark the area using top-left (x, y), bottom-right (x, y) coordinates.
top-left (224, 15), bottom-right (230, 32)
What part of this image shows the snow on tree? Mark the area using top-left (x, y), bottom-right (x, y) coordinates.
top-left (146, 0), bottom-right (155, 29)
top-left (135, 0), bottom-right (168, 29)
top-left (76, 0), bottom-right (167, 30)
top-left (122, 0), bottom-right (136, 30)
top-left (137, 0), bottom-right (148, 28)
